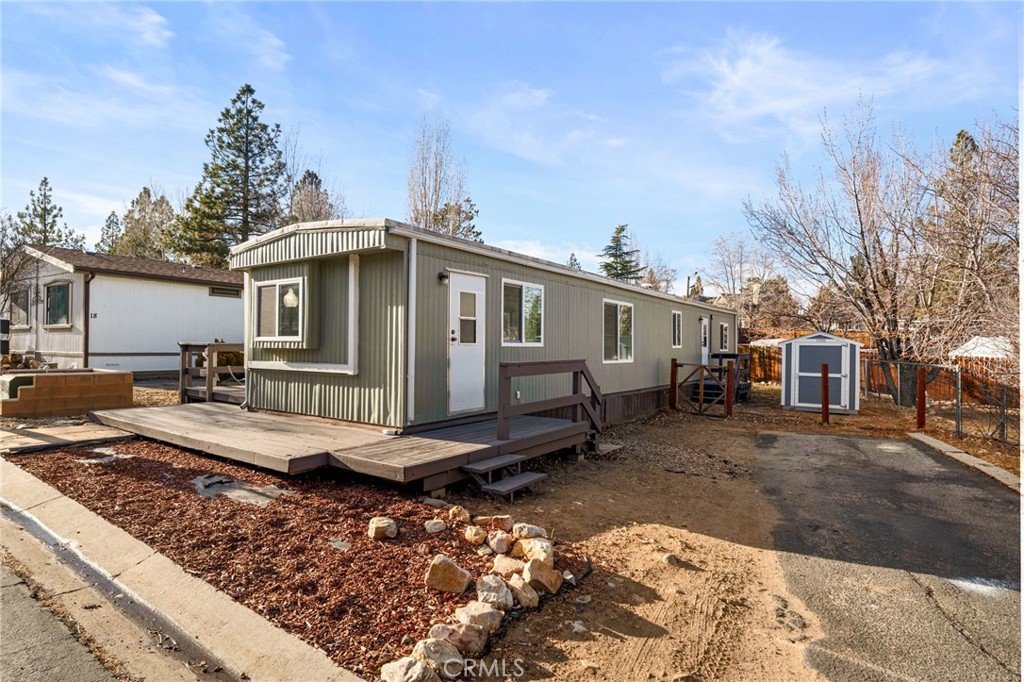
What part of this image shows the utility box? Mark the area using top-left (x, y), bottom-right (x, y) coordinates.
top-left (780, 332), bottom-right (861, 414)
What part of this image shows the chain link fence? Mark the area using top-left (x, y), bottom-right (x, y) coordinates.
top-left (861, 357), bottom-right (1020, 446)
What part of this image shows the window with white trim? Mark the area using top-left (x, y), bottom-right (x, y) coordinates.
top-left (45, 282), bottom-right (70, 326)
top-left (10, 289), bottom-right (29, 328)
top-left (603, 300), bottom-right (633, 362)
top-left (255, 279), bottom-right (303, 340)
top-left (719, 322), bottom-right (730, 351)
top-left (671, 311), bottom-right (682, 348)
top-left (502, 279), bottom-right (544, 346)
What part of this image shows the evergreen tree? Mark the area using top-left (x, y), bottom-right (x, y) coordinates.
top-left (567, 253), bottom-right (582, 270)
top-left (289, 170), bottom-right (341, 224)
top-left (432, 197), bottom-right (481, 242)
top-left (117, 187), bottom-right (175, 260)
top-left (598, 224), bottom-right (644, 283)
top-left (15, 177), bottom-right (85, 249)
top-left (169, 84), bottom-right (286, 267)
top-left (95, 211), bottom-right (123, 253)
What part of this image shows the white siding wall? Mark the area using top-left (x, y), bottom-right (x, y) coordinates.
top-left (8, 261), bottom-right (86, 368)
top-left (88, 276), bottom-right (243, 372)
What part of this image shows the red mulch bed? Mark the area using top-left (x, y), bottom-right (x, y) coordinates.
top-left (10, 440), bottom-right (586, 677)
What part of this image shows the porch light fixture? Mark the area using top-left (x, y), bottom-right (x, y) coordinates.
top-left (437, 271), bottom-right (450, 283)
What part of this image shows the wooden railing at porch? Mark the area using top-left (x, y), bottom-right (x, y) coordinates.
top-left (178, 341), bottom-right (245, 405)
top-left (497, 360), bottom-right (603, 442)
top-left (669, 359), bottom-right (736, 416)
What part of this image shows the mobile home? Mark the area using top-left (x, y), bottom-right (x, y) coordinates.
top-left (6, 246), bottom-right (243, 374)
top-left (230, 219), bottom-right (738, 429)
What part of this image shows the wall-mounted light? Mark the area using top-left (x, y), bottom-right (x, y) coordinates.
top-left (437, 271), bottom-right (450, 283)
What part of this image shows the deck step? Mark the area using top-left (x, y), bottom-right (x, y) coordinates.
top-left (461, 454), bottom-right (525, 474)
top-left (480, 471), bottom-right (548, 496)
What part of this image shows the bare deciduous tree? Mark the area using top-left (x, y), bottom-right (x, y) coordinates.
top-left (407, 114), bottom-right (479, 240)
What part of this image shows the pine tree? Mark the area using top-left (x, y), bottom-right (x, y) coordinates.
top-left (567, 253), bottom-right (582, 270)
top-left (95, 212), bottom-right (123, 253)
top-left (598, 224), bottom-right (644, 283)
top-left (117, 187), bottom-right (175, 260)
top-left (15, 177), bottom-right (85, 250)
top-left (289, 170), bottom-right (341, 224)
top-left (433, 197), bottom-right (482, 242)
top-left (169, 84), bottom-right (286, 267)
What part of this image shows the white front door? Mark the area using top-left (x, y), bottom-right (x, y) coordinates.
top-left (448, 271), bottom-right (486, 414)
top-left (700, 318), bottom-right (710, 365)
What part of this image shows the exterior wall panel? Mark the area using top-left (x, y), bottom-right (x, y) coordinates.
top-left (8, 261), bottom-right (86, 368)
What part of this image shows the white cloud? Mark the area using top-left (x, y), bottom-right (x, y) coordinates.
top-left (492, 238), bottom-right (602, 271)
top-left (25, 4), bottom-right (173, 47)
top-left (661, 30), bottom-right (946, 141)
top-left (206, 6), bottom-right (291, 72)
top-left (466, 81), bottom-right (603, 165)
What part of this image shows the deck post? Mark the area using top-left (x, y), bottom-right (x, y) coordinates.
top-left (916, 366), bottom-right (926, 429)
top-left (725, 360), bottom-right (734, 418)
top-left (571, 370), bottom-right (581, 423)
top-left (206, 343), bottom-right (218, 401)
top-left (698, 365), bottom-right (706, 414)
top-left (179, 345), bottom-right (189, 404)
top-left (669, 358), bottom-right (678, 411)
top-left (497, 365), bottom-right (512, 440)
top-left (821, 363), bottom-right (830, 425)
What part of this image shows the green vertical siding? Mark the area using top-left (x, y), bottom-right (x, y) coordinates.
top-left (411, 241), bottom-right (736, 426)
top-left (246, 251), bottom-right (408, 427)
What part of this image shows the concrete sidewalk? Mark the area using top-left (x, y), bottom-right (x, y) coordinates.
top-left (1, 457), bottom-right (364, 682)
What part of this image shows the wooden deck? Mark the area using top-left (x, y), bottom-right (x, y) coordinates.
top-left (90, 403), bottom-right (587, 486)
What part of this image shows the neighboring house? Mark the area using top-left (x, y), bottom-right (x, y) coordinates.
top-left (6, 246), bottom-right (243, 374)
top-left (229, 218), bottom-right (738, 429)
top-left (948, 336), bottom-right (1014, 361)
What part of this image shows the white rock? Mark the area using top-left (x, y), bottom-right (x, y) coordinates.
top-left (428, 622), bottom-right (488, 656)
top-left (424, 519), bottom-right (447, 534)
top-left (518, 538), bottom-right (554, 568)
top-left (476, 574), bottom-right (514, 610)
top-left (411, 638), bottom-right (463, 680)
top-left (567, 620), bottom-right (588, 633)
top-left (508, 573), bottom-right (540, 608)
top-left (490, 554), bottom-right (526, 577)
top-left (486, 530), bottom-right (513, 554)
top-left (454, 600), bottom-right (503, 633)
top-left (511, 523), bottom-right (547, 539)
top-left (475, 545), bottom-right (494, 556)
top-left (464, 525), bottom-right (487, 545)
top-left (368, 517), bottom-right (398, 539)
top-left (381, 657), bottom-right (440, 682)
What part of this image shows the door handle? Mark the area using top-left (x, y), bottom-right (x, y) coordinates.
top-left (450, 329), bottom-right (457, 342)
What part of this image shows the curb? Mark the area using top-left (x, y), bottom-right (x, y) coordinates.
top-left (907, 432), bottom-right (1020, 494)
top-left (0, 458), bottom-right (365, 682)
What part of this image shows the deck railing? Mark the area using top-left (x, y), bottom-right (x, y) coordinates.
top-left (669, 359), bottom-right (736, 416)
top-left (178, 341), bottom-right (244, 404)
top-left (496, 360), bottom-right (603, 441)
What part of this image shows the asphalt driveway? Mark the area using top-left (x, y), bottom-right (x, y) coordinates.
top-left (756, 432), bottom-right (1020, 682)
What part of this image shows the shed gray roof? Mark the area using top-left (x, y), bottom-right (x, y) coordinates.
top-left (25, 246), bottom-right (243, 287)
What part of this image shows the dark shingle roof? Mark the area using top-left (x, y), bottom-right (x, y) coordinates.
top-left (28, 246), bottom-right (243, 287)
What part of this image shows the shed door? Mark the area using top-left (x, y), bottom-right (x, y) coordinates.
top-left (793, 342), bottom-right (849, 409)
top-left (448, 272), bottom-right (486, 415)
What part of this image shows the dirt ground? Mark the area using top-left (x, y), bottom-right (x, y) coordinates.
top-left (449, 410), bottom-right (826, 682)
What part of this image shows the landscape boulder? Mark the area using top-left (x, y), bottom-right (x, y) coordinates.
top-left (476, 574), bottom-right (515, 610)
top-left (463, 525), bottom-right (487, 545)
top-left (511, 523), bottom-right (547, 539)
top-left (381, 657), bottom-right (440, 682)
top-left (507, 573), bottom-right (540, 608)
top-left (517, 538), bottom-right (554, 568)
top-left (486, 530), bottom-right (513, 555)
top-left (424, 554), bottom-right (471, 594)
top-left (428, 622), bottom-right (488, 656)
top-left (475, 515), bottom-right (514, 532)
top-left (424, 519), bottom-right (447, 534)
top-left (490, 554), bottom-right (526, 578)
top-left (524, 557), bottom-right (563, 595)
top-left (411, 638), bottom-right (463, 680)
top-left (448, 505), bottom-right (471, 524)
top-left (368, 517), bottom-right (398, 540)
top-left (454, 600), bottom-right (504, 633)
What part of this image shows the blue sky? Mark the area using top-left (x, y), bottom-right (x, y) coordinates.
top-left (2, 2), bottom-right (1019, 287)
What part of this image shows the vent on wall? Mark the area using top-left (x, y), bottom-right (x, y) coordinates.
top-left (209, 287), bottom-right (242, 298)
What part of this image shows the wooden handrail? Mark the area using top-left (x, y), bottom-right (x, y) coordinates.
top-left (179, 341), bottom-right (244, 404)
top-left (497, 359), bottom-right (603, 440)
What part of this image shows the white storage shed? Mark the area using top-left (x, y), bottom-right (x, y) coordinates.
top-left (780, 332), bottom-right (861, 414)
